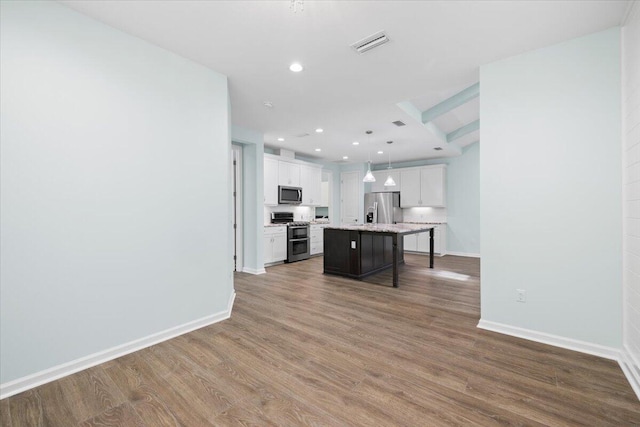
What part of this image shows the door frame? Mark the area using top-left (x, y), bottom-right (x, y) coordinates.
top-left (232, 144), bottom-right (243, 272)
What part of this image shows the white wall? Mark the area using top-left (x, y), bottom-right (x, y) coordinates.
top-left (480, 28), bottom-right (622, 348)
top-left (0, 0), bottom-right (233, 388)
top-left (622, 1), bottom-right (640, 392)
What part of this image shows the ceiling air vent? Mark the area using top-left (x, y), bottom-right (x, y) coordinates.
top-left (434, 147), bottom-right (443, 151)
top-left (351, 31), bottom-right (390, 54)
top-left (295, 133), bottom-right (310, 138)
top-left (392, 120), bottom-right (406, 127)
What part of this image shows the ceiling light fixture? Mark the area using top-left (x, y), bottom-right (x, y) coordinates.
top-left (263, 101), bottom-right (274, 108)
top-left (378, 151), bottom-right (383, 154)
top-left (277, 137), bottom-right (284, 142)
top-left (343, 156), bottom-right (349, 160)
top-left (315, 148), bottom-right (321, 152)
top-left (384, 148), bottom-right (396, 187)
top-left (315, 128), bottom-right (323, 133)
top-left (363, 130), bottom-right (376, 183)
top-left (289, 62), bottom-right (303, 72)
top-left (352, 141), bottom-right (359, 145)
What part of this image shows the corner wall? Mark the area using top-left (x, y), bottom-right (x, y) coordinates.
top-left (0, 1), bottom-right (233, 395)
top-left (479, 28), bottom-right (622, 350)
top-left (621, 1), bottom-right (640, 398)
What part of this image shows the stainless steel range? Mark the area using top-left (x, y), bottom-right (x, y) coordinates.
top-left (271, 212), bottom-right (310, 263)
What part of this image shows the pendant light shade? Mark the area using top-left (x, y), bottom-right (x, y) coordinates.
top-left (363, 162), bottom-right (376, 182)
top-left (384, 173), bottom-right (396, 187)
top-left (362, 130), bottom-right (376, 183)
top-left (384, 151), bottom-right (396, 186)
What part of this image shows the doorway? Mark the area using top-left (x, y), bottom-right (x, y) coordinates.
top-left (232, 144), bottom-right (243, 272)
top-left (340, 170), bottom-right (361, 224)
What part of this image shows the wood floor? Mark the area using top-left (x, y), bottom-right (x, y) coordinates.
top-left (2, 254), bottom-right (639, 426)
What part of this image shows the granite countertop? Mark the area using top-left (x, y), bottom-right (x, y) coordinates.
top-left (403, 221), bottom-right (447, 225)
top-left (326, 223), bottom-right (436, 234)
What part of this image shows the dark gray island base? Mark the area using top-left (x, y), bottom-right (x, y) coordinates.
top-left (323, 224), bottom-right (436, 287)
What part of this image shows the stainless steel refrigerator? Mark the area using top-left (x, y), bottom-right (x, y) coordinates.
top-left (364, 192), bottom-right (403, 224)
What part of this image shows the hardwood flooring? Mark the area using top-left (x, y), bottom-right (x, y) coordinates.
top-left (2, 254), bottom-right (639, 426)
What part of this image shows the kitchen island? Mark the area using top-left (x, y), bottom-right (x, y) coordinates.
top-left (323, 223), bottom-right (436, 287)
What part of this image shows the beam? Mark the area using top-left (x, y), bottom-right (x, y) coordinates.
top-left (447, 119), bottom-right (479, 143)
top-left (397, 101), bottom-right (447, 143)
top-left (421, 82), bottom-right (479, 124)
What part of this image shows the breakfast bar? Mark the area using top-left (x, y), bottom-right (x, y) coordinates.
top-left (323, 223), bottom-right (436, 287)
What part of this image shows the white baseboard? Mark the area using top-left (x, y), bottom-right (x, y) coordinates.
top-left (620, 346), bottom-right (640, 401)
top-left (242, 266), bottom-right (266, 275)
top-left (477, 319), bottom-right (621, 361)
top-left (446, 251), bottom-right (481, 258)
top-left (0, 291), bottom-right (236, 400)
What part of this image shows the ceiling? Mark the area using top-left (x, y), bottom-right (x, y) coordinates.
top-left (61, 0), bottom-right (630, 165)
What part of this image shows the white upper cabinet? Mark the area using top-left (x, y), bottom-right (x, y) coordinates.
top-left (420, 166), bottom-right (446, 207)
top-left (400, 168), bottom-right (421, 206)
top-left (400, 165), bottom-right (446, 207)
top-left (371, 170), bottom-right (401, 192)
top-left (300, 164), bottom-right (322, 206)
top-left (278, 161), bottom-right (300, 187)
top-left (264, 157), bottom-right (279, 205)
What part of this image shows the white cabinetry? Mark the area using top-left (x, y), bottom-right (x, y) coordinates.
top-left (264, 157), bottom-right (279, 205)
top-left (370, 170), bottom-right (401, 192)
top-left (278, 161), bottom-right (300, 187)
top-left (300, 165), bottom-right (322, 206)
top-left (310, 224), bottom-right (328, 255)
top-left (264, 226), bottom-right (287, 265)
top-left (403, 225), bottom-right (447, 256)
top-left (400, 165), bottom-right (446, 207)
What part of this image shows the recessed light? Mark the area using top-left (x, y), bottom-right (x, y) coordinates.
top-left (343, 156), bottom-right (349, 160)
top-left (378, 151), bottom-right (384, 154)
top-left (277, 137), bottom-right (284, 142)
top-left (315, 148), bottom-right (321, 152)
top-left (263, 101), bottom-right (274, 108)
top-left (289, 63), bottom-right (303, 72)
top-left (352, 141), bottom-right (359, 145)
top-left (315, 128), bottom-right (323, 133)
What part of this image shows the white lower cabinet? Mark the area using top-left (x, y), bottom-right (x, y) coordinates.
top-left (264, 226), bottom-right (287, 265)
top-left (310, 224), bottom-right (328, 255)
top-left (403, 225), bottom-right (446, 256)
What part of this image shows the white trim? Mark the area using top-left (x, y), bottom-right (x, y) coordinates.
top-left (477, 319), bottom-right (621, 361)
top-left (232, 145), bottom-right (244, 272)
top-left (620, 346), bottom-right (640, 400)
top-left (446, 251), bottom-right (481, 258)
top-left (622, 0), bottom-right (638, 26)
top-left (242, 266), bottom-right (266, 275)
top-left (0, 292), bottom-right (236, 400)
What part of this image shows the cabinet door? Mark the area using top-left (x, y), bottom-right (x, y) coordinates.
top-left (403, 234), bottom-right (418, 251)
top-left (416, 231), bottom-right (430, 253)
top-left (400, 169), bottom-right (421, 207)
top-left (264, 158), bottom-right (279, 205)
top-left (420, 166), bottom-right (445, 207)
top-left (320, 181), bottom-right (329, 206)
top-left (272, 233), bottom-right (287, 261)
top-left (263, 235), bottom-right (273, 264)
top-left (300, 165), bottom-right (322, 205)
top-left (278, 161), bottom-right (300, 187)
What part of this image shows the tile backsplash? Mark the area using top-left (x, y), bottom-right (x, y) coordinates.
top-left (264, 206), bottom-right (315, 224)
top-left (402, 207), bottom-right (447, 223)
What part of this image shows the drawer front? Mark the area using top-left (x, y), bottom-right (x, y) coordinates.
top-left (264, 226), bottom-right (287, 235)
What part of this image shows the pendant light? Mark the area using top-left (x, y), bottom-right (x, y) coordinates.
top-left (384, 149), bottom-right (396, 187)
top-left (362, 130), bottom-right (376, 183)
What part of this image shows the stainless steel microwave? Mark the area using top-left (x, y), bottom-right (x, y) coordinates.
top-left (278, 185), bottom-right (302, 204)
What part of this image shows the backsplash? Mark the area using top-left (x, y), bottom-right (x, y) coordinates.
top-left (402, 207), bottom-right (447, 223)
top-left (264, 206), bottom-right (315, 224)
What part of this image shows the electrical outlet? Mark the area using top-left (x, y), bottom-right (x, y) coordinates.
top-left (516, 289), bottom-right (526, 303)
top-left (351, 241), bottom-right (356, 249)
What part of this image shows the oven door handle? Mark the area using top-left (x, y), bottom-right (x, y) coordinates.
top-left (289, 238), bottom-right (309, 242)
